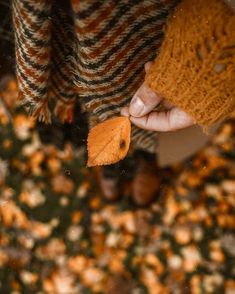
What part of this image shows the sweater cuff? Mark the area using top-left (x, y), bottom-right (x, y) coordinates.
top-left (145, 0), bottom-right (235, 128)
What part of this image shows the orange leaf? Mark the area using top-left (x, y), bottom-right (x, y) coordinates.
top-left (87, 117), bottom-right (131, 167)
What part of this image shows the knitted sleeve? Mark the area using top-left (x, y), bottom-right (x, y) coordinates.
top-left (145, 0), bottom-right (235, 128)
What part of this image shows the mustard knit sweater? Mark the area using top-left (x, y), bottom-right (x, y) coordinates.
top-left (146, 0), bottom-right (235, 128)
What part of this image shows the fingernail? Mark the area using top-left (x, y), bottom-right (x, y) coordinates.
top-left (129, 96), bottom-right (145, 117)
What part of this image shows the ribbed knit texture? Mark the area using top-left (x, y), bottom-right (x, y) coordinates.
top-left (12, 0), bottom-right (178, 153)
top-left (145, 0), bottom-right (235, 128)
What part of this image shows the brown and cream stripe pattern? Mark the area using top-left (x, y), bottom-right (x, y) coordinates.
top-left (11, 0), bottom-right (178, 152)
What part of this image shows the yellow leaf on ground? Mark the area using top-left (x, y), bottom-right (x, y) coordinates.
top-left (87, 117), bottom-right (131, 167)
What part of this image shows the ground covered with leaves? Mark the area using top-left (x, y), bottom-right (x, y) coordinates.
top-left (0, 80), bottom-right (235, 294)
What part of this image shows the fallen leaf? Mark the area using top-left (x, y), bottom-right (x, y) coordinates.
top-left (0, 201), bottom-right (29, 229)
top-left (43, 269), bottom-right (78, 294)
top-left (87, 117), bottom-right (131, 167)
top-left (51, 173), bottom-right (74, 194)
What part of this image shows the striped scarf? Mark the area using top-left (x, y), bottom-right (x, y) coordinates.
top-left (12, 0), bottom-right (178, 153)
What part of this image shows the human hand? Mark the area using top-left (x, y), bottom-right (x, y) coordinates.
top-left (121, 62), bottom-right (194, 132)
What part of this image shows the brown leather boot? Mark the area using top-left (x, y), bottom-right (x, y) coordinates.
top-left (94, 164), bottom-right (122, 201)
top-left (94, 156), bottom-right (136, 201)
top-left (131, 151), bottom-right (161, 206)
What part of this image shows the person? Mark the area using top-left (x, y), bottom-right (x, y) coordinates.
top-left (1, 0), bottom-right (235, 205)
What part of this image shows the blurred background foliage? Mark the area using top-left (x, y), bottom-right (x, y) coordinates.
top-left (0, 78), bottom-right (235, 294)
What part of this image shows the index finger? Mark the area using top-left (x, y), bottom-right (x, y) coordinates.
top-left (130, 107), bottom-right (194, 132)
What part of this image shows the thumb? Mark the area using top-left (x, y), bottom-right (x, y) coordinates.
top-left (129, 83), bottom-right (162, 117)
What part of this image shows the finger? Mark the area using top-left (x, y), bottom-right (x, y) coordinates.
top-left (162, 99), bottom-right (175, 110)
top-left (120, 106), bottom-right (130, 118)
top-left (144, 61), bottom-right (154, 73)
top-left (129, 83), bottom-right (162, 117)
top-left (130, 107), bottom-right (194, 132)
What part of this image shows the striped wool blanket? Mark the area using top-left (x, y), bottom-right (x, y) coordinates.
top-left (2, 0), bottom-right (178, 152)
